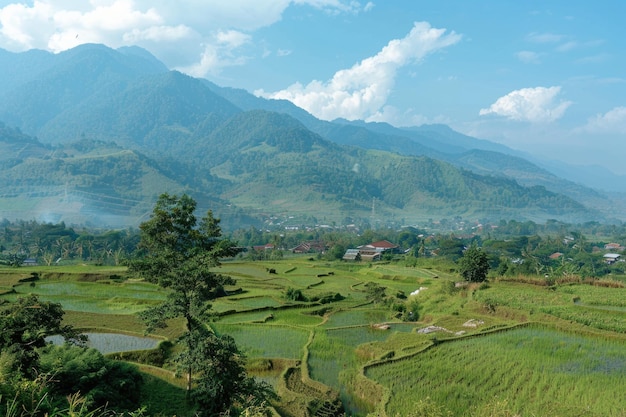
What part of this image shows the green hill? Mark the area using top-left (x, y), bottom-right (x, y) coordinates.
top-left (0, 44), bottom-right (606, 227)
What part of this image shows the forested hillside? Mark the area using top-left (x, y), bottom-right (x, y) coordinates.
top-left (0, 44), bottom-right (609, 227)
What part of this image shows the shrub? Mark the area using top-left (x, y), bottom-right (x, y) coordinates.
top-left (285, 287), bottom-right (306, 301)
top-left (38, 344), bottom-right (143, 412)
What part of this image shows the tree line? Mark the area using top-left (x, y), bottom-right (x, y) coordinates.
top-left (2, 215), bottom-right (626, 279)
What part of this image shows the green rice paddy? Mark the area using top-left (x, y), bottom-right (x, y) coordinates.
top-left (211, 323), bottom-right (309, 359)
top-left (2, 258), bottom-right (625, 416)
top-left (7, 280), bottom-right (166, 314)
top-left (366, 325), bottom-right (626, 417)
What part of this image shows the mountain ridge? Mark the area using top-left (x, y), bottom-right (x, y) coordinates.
top-left (0, 44), bottom-right (615, 227)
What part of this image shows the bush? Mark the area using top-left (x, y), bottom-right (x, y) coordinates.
top-left (440, 280), bottom-right (458, 295)
top-left (457, 243), bottom-right (489, 282)
top-left (38, 344), bottom-right (143, 412)
top-left (285, 287), bottom-right (306, 301)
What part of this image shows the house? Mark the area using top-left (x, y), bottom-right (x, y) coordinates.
top-left (343, 240), bottom-right (399, 262)
top-left (359, 240), bottom-right (400, 253)
top-left (342, 249), bottom-right (361, 261)
top-left (356, 248), bottom-right (382, 261)
top-left (603, 253), bottom-right (621, 264)
top-left (604, 243), bottom-right (624, 251)
top-left (291, 241), bottom-right (326, 254)
top-left (22, 258), bottom-right (38, 266)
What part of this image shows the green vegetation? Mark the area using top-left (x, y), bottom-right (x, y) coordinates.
top-left (0, 294), bottom-right (143, 416)
top-left (1, 254), bottom-right (626, 416)
top-left (2, 215), bottom-right (626, 416)
top-left (457, 242), bottom-right (489, 282)
top-left (127, 194), bottom-right (275, 415)
top-left (367, 326), bottom-right (626, 417)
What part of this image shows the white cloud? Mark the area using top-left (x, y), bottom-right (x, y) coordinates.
top-left (0, 1), bottom-right (57, 50)
top-left (526, 32), bottom-right (564, 43)
top-left (556, 41), bottom-right (577, 52)
top-left (293, 0), bottom-right (369, 15)
top-left (0, 0), bottom-right (162, 52)
top-left (516, 50), bottom-right (541, 64)
top-left (479, 86), bottom-right (572, 123)
top-left (123, 25), bottom-right (192, 43)
top-left (580, 107), bottom-right (626, 134)
top-left (256, 21), bottom-right (461, 121)
top-left (0, 0), bottom-right (370, 76)
top-left (176, 30), bottom-right (252, 77)
top-left (575, 53), bottom-right (609, 64)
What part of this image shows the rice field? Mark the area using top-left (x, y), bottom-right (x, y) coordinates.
top-left (47, 332), bottom-right (161, 354)
top-left (3, 257), bottom-right (626, 417)
top-left (4, 280), bottom-right (166, 314)
top-left (210, 323), bottom-right (310, 359)
top-left (366, 325), bottom-right (626, 417)
top-left (472, 281), bottom-right (626, 333)
top-left (322, 308), bottom-right (392, 329)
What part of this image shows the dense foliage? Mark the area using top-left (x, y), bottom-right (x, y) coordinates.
top-left (457, 242), bottom-right (490, 282)
top-left (128, 194), bottom-right (274, 415)
top-left (38, 344), bottom-right (143, 411)
top-left (0, 219), bottom-right (138, 266)
top-left (3, 216), bottom-right (626, 280)
top-left (0, 295), bottom-right (143, 415)
top-left (0, 294), bottom-right (83, 377)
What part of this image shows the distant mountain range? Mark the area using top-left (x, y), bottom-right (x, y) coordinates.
top-left (0, 44), bottom-right (621, 228)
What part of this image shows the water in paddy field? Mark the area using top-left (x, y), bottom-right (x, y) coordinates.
top-left (46, 332), bottom-right (160, 354)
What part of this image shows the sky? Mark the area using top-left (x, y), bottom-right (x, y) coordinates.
top-left (0, 0), bottom-right (625, 173)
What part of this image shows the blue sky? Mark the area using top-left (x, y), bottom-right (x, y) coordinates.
top-left (0, 1), bottom-right (625, 173)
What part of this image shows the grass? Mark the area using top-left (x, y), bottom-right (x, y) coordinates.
top-left (211, 323), bottom-right (310, 359)
top-left (322, 308), bottom-right (391, 329)
top-left (138, 367), bottom-right (195, 416)
top-left (3, 257), bottom-right (626, 417)
top-left (472, 281), bottom-right (626, 333)
top-left (2, 280), bottom-right (167, 314)
top-left (366, 325), bottom-right (626, 417)
top-left (61, 310), bottom-right (186, 340)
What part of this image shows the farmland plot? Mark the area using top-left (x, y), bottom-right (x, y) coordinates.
top-left (366, 326), bottom-right (626, 417)
top-left (4, 281), bottom-right (166, 314)
top-left (4, 258), bottom-right (626, 417)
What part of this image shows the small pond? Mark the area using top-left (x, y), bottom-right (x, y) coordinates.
top-left (46, 332), bottom-right (160, 355)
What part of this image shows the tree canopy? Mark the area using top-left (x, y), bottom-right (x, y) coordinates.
top-left (0, 294), bottom-right (84, 377)
top-left (128, 193), bottom-right (239, 334)
top-left (128, 193), bottom-right (274, 415)
top-left (457, 242), bottom-right (490, 283)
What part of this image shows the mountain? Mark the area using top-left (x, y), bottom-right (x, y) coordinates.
top-left (39, 71), bottom-right (241, 151)
top-left (308, 119), bottom-right (619, 219)
top-left (0, 44), bottom-right (168, 135)
top-left (203, 82), bottom-right (622, 197)
top-left (0, 120), bottom-right (596, 227)
top-left (0, 44), bottom-right (612, 227)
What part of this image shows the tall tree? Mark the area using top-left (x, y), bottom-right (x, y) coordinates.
top-left (128, 193), bottom-right (239, 391)
top-left (457, 242), bottom-right (490, 283)
top-left (180, 329), bottom-right (276, 416)
top-left (129, 194), bottom-right (273, 416)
